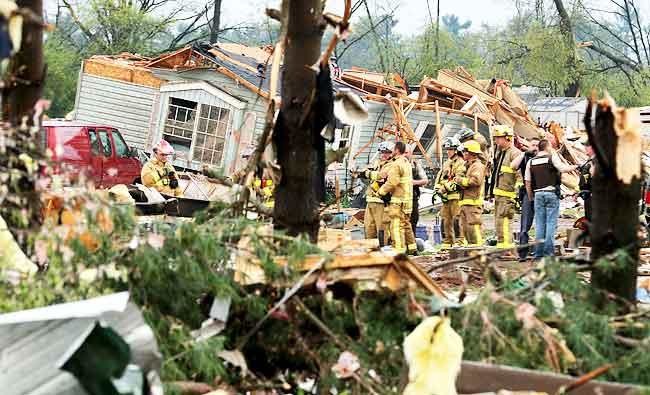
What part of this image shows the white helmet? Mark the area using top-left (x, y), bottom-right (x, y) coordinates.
top-left (378, 141), bottom-right (395, 153)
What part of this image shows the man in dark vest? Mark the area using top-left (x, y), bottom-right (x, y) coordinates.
top-left (524, 139), bottom-right (578, 258)
top-left (511, 136), bottom-right (539, 261)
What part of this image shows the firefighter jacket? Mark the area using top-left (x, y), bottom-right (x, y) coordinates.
top-left (435, 155), bottom-right (466, 201)
top-left (141, 158), bottom-right (182, 197)
top-left (364, 159), bottom-right (390, 204)
top-left (491, 145), bottom-right (522, 200)
top-left (458, 158), bottom-right (486, 206)
top-left (378, 155), bottom-right (413, 210)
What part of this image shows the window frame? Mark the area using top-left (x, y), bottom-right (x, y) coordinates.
top-left (97, 129), bottom-right (113, 158)
top-left (191, 103), bottom-right (231, 167)
top-left (163, 97), bottom-right (199, 162)
top-left (111, 130), bottom-right (130, 158)
top-left (87, 128), bottom-right (101, 157)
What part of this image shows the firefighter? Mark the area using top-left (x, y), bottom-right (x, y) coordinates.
top-left (378, 141), bottom-right (417, 254)
top-left (361, 141), bottom-right (395, 246)
top-left (454, 140), bottom-right (486, 246)
top-left (456, 127), bottom-right (488, 164)
top-left (434, 137), bottom-right (466, 247)
top-left (489, 125), bottom-right (522, 249)
top-left (141, 139), bottom-right (182, 197)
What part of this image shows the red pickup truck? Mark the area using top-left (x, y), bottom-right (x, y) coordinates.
top-left (44, 121), bottom-right (142, 188)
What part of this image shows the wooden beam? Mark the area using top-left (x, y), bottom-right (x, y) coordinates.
top-left (435, 100), bottom-right (442, 166)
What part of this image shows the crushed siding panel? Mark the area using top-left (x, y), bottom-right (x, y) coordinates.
top-left (75, 74), bottom-right (157, 150)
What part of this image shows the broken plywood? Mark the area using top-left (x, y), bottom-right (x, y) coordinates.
top-left (83, 58), bottom-right (163, 88)
top-left (234, 238), bottom-right (445, 296)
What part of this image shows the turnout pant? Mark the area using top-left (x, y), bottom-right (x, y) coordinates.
top-left (441, 199), bottom-right (461, 245)
top-left (364, 202), bottom-right (385, 240)
top-left (459, 205), bottom-right (483, 246)
top-left (495, 196), bottom-right (516, 248)
top-left (388, 203), bottom-right (417, 253)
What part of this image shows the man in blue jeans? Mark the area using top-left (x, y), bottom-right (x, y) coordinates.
top-left (512, 137), bottom-right (540, 261)
top-left (524, 139), bottom-right (578, 258)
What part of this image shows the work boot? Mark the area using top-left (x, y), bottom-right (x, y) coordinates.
top-left (378, 230), bottom-right (385, 247)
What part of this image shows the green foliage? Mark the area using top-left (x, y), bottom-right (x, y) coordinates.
top-left (80, 0), bottom-right (167, 55)
top-left (453, 261), bottom-right (650, 385)
top-left (44, 33), bottom-right (82, 118)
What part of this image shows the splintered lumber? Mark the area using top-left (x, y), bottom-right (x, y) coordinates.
top-left (435, 101), bottom-right (442, 165)
top-left (234, 237), bottom-right (445, 295)
top-left (586, 94), bottom-right (642, 305)
top-left (436, 69), bottom-right (497, 104)
top-left (500, 84), bottom-right (528, 117)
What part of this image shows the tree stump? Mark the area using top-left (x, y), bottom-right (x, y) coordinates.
top-left (585, 95), bottom-right (641, 305)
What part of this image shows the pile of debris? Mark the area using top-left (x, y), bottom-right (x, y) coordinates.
top-left (340, 66), bottom-right (543, 139)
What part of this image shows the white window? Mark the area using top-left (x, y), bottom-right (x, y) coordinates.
top-left (417, 124), bottom-right (436, 154)
top-left (162, 97), bottom-right (232, 167)
top-left (164, 97), bottom-right (197, 161)
top-left (339, 125), bottom-right (352, 149)
top-left (193, 104), bottom-right (231, 166)
top-left (331, 125), bottom-right (352, 151)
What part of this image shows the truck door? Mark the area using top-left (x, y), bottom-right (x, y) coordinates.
top-left (109, 129), bottom-right (142, 185)
top-left (87, 128), bottom-right (104, 187)
top-left (97, 128), bottom-right (118, 187)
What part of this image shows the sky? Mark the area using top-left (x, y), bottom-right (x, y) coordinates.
top-left (219, 0), bottom-right (519, 36)
top-left (43, 0), bottom-right (649, 37)
top-left (42, 0), bottom-right (520, 35)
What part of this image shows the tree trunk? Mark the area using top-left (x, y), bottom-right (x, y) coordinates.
top-left (551, 0), bottom-right (580, 96)
top-left (435, 0), bottom-right (440, 60)
top-left (585, 98), bottom-right (641, 306)
top-left (273, 0), bottom-right (326, 242)
top-left (5, 0), bottom-right (44, 125)
top-left (210, 0), bottom-right (222, 44)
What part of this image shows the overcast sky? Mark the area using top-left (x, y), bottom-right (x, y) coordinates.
top-left (220, 0), bottom-right (518, 35)
top-left (44, 0), bottom-right (649, 37)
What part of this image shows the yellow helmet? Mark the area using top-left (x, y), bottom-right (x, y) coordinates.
top-left (493, 125), bottom-right (514, 138)
top-left (463, 140), bottom-right (482, 154)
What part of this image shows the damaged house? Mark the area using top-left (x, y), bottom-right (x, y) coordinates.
top-left (71, 43), bottom-right (543, 189)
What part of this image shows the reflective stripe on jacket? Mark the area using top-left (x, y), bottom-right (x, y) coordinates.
top-left (458, 158), bottom-right (486, 206)
top-left (365, 159), bottom-right (389, 203)
top-left (435, 155), bottom-right (466, 201)
top-left (141, 158), bottom-right (182, 196)
top-left (378, 155), bottom-right (412, 209)
top-left (492, 145), bottom-right (522, 199)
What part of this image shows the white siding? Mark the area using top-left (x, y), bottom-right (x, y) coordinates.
top-left (338, 102), bottom-right (489, 188)
top-left (74, 74), bottom-right (157, 149)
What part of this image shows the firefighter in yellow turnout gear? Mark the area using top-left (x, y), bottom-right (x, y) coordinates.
top-left (454, 140), bottom-right (486, 246)
top-left (489, 125), bottom-right (522, 249)
top-left (362, 141), bottom-right (395, 246)
top-left (378, 141), bottom-right (417, 254)
top-left (141, 139), bottom-right (183, 197)
top-left (435, 137), bottom-right (466, 247)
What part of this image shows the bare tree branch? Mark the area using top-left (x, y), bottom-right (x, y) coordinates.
top-left (61, 0), bottom-right (93, 40)
top-left (583, 42), bottom-right (641, 71)
top-left (629, 0), bottom-right (649, 66)
top-left (336, 14), bottom-right (391, 60)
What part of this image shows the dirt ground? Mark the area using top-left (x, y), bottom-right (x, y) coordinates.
top-left (414, 201), bottom-right (585, 295)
